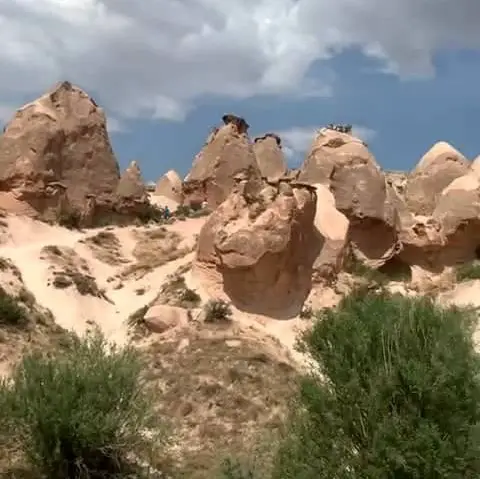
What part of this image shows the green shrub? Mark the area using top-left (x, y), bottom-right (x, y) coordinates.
top-left (204, 299), bottom-right (233, 323)
top-left (0, 329), bottom-right (167, 478)
top-left (273, 289), bottom-right (480, 478)
top-left (180, 287), bottom-right (201, 306)
top-left (0, 287), bottom-right (28, 326)
top-left (456, 261), bottom-right (480, 282)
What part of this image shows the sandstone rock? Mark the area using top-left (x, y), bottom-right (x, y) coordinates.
top-left (300, 127), bottom-right (397, 267)
top-left (471, 155), bottom-right (480, 177)
top-left (116, 160), bottom-right (146, 199)
top-left (312, 184), bottom-right (349, 282)
top-left (253, 133), bottom-right (287, 180)
top-left (385, 170), bottom-right (407, 198)
top-left (404, 142), bottom-right (470, 215)
top-left (183, 114), bottom-right (261, 208)
top-left (432, 171), bottom-right (480, 265)
top-left (154, 169), bottom-right (182, 203)
top-left (144, 304), bottom-right (189, 334)
top-left (193, 178), bottom-right (319, 318)
top-left (0, 81), bottom-right (120, 218)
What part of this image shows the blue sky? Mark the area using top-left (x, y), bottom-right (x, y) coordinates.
top-left (1, 0), bottom-right (479, 182)
top-left (110, 47), bottom-right (480, 180)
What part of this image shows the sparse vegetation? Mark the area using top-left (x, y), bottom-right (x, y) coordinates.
top-left (58, 209), bottom-right (82, 230)
top-left (0, 329), bottom-right (168, 478)
top-left (271, 289), bottom-right (480, 478)
top-left (456, 261), bottom-right (480, 282)
top-left (204, 299), bottom-right (233, 323)
top-left (180, 287), bottom-right (201, 306)
top-left (0, 286), bottom-right (28, 327)
top-left (299, 304), bottom-right (313, 319)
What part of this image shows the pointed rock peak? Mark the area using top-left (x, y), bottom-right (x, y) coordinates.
top-left (413, 141), bottom-right (468, 173)
top-left (127, 160), bottom-right (141, 173)
top-left (254, 133), bottom-right (281, 147)
top-left (50, 80), bottom-right (74, 93)
top-left (222, 113), bottom-right (249, 134)
top-left (164, 169), bottom-right (182, 184)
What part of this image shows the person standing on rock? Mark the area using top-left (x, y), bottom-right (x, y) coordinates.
top-left (163, 206), bottom-right (171, 220)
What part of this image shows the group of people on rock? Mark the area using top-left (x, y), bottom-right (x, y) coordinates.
top-left (326, 123), bottom-right (352, 134)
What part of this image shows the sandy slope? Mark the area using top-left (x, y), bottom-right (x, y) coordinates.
top-left (0, 214), bottom-right (310, 367)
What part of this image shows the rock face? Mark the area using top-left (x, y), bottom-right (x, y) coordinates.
top-left (154, 170), bottom-right (183, 203)
top-left (193, 176), bottom-right (320, 317)
top-left (300, 127), bottom-right (397, 267)
top-left (183, 114), bottom-right (261, 208)
top-left (117, 161), bottom-right (146, 199)
top-left (312, 184), bottom-right (349, 282)
top-left (0, 81), bottom-right (120, 219)
top-left (404, 142), bottom-right (470, 215)
top-left (253, 133), bottom-right (287, 180)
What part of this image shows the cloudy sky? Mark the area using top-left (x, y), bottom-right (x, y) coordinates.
top-left (1, 0), bottom-right (479, 180)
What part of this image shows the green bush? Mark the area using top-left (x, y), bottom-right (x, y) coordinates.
top-left (0, 286), bottom-right (28, 326)
top-left (273, 289), bottom-right (480, 478)
top-left (0, 329), bottom-right (167, 478)
top-left (204, 299), bottom-right (233, 323)
top-left (456, 261), bottom-right (480, 282)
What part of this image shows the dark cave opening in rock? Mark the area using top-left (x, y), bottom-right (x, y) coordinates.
top-left (378, 256), bottom-right (412, 282)
top-left (475, 245), bottom-right (480, 260)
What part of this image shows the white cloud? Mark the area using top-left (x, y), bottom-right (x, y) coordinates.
top-left (0, 0), bottom-right (479, 121)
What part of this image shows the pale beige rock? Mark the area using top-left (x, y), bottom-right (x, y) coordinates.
top-left (183, 114), bottom-right (261, 208)
top-left (312, 183), bottom-right (349, 281)
top-left (116, 160), bottom-right (146, 199)
top-left (193, 178), bottom-right (319, 318)
top-left (300, 127), bottom-right (397, 267)
top-left (144, 304), bottom-right (189, 334)
top-left (154, 169), bottom-right (183, 203)
top-left (253, 133), bottom-right (287, 180)
top-left (405, 142), bottom-right (470, 215)
top-left (0, 81), bottom-right (120, 216)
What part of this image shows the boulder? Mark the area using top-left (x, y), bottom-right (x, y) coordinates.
top-left (183, 114), bottom-right (261, 208)
top-left (253, 133), bottom-right (287, 180)
top-left (154, 169), bottom-right (183, 203)
top-left (0, 81), bottom-right (120, 219)
top-left (300, 127), bottom-right (397, 267)
top-left (144, 304), bottom-right (189, 334)
top-left (193, 177), bottom-right (319, 318)
top-left (404, 142), bottom-right (470, 215)
top-left (116, 160), bottom-right (147, 199)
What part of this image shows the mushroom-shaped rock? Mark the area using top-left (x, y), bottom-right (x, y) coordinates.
top-left (154, 169), bottom-right (182, 203)
top-left (253, 133), bottom-right (287, 180)
top-left (432, 172), bottom-right (480, 265)
top-left (183, 115), bottom-right (261, 209)
top-left (0, 81), bottom-right (120, 214)
top-left (404, 142), bottom-right (470, 215)
top-left (116, 160), bottom-right (146, 198)
top-left (312, 184), bottom-right (349, 281)
top-left (193, 178), bottom-right (319, 318)
top-left (300, 127), bottom-right (397, 267)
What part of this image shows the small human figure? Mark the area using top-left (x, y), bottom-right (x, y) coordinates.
top-left (163, 206), bottom-right (171, 220)
top-left (201, 200), bottom-right (208, 210)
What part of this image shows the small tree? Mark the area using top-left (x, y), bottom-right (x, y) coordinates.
top-left (0, 329), bottom-right (167, 478)
top-left (273, 288), bottom-right (480, 478)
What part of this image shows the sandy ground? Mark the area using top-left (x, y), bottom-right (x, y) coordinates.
top-left (0, 214), bottom-right (305, 365)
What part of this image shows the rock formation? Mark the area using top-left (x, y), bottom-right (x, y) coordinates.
top-left (154, 169), bottom-right (183, 203)
top-left (299, 127), bottom-right (397, 267)
top-left (117, 161), bottom-right (146, 199)
top-left (193, 175), bottom-right (320, 318)
top-left (253, 133), bottom-right (287, 180)
top-left (183, 114), bottom-right (261, 208)
top-left (404, 142), bottom-right (470, 215)
top-left (0, 81), bottom-right (120, 220)
top-left (312, 184), bottom-right (349, 282)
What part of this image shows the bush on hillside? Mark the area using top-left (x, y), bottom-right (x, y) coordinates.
top-left (0, 329), bottom-right (167, 478)
top-left (204, 299), bottom-right (233, 323)
top-left (272, 288), bottom-right (480, 478)
top-left (0, 287), bottom-right (28, 327)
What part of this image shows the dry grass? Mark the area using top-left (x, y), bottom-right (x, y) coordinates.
top-left (142, 324), bottom-right (298, 478)
top-left (83, 230), bottom-right (128, 266)
top-left (40, 245), bottom-right (108, 300)
top-left (120, 227), bottom-right (191, 280)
